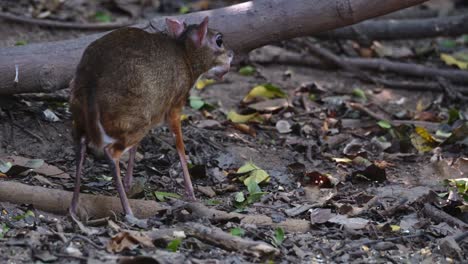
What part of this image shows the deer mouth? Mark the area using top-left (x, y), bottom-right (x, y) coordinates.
top-left (207, 65), bottom-right (230, 81)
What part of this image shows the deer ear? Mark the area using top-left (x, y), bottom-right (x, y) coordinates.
top-left (190, 16), bottom-right (209, 48)
top-left (165, 18), bottom-right (185, 38)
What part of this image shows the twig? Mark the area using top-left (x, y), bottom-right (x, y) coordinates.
top-left (15, 89), bottom-right (70, 102)
top-left (437, 76), bottom-right (468, 102)
top-left (253, 46), bottom-right (468, 90)
top-left (454, 231), bottom-right (468, 242)
top-left (52, 253), bottom-right (87, 261)
top-left (53, 221), bottom-right (67, 243)
top-left (347, 102), bottom-right (393, 124)
top-left (183, 202), bottom-right (311, 233)
top-left (422, 204), bottom-right (468, 229)
top-left (7, 110), bottom-right (45, 143)
top-left (0, 11), bottom-right (133, 30)
top-left (300, 39), bottom-right (375, 84)
top-left (349, 57), bottom-right (468, 85)
top-left (372, 77), bottom-right (465, 95)
top-left (347, 103), bottom-right (445, 130)
top-left (62, 234), bottom-right (105, 250)
top-left (333, 231), bottom-right (427, 258)
top-left (305, 39), bottom-right (462, 102)
top-left (315, 14), bottom-right (468, 40)
top-left (182, 222), bottom-right (280, 257)
top-left (11, 123), bottom-right (45, 143)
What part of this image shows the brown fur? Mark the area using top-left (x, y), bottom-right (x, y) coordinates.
top-left (70, 24), bottom-right (231, 157)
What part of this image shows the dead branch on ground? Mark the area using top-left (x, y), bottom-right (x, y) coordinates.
top-left (181, 222), bottom-right (280, 257)
top-left (422, 204), bottom-right (468, 229)
top-left (316, 14), bottom-right (468, 40)
top-left (251, 45), bottom-right (468, 94)
top-left (0, 181), bottom-right (311, 233)
top-left (184, 202), bottom-right (311, 233)
top-left (0, 11), bottom-right (133, 30)
top-left (126, 222), bottom-right (279, 257)
top-left (0, 181), bottom-right (168, 219)
top-left (0, 0), bottom-right (429, 95)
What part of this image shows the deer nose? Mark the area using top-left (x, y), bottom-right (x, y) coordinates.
top-left (227, 50), bottom-right (234, 59)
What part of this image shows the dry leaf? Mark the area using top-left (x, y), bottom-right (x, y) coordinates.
top-left (107, 231), bottom-right (154, 253)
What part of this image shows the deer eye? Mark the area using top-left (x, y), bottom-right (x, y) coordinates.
top-left (215, 34), bottom-right (223, 47)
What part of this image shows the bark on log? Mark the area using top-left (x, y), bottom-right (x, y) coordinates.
top-left (0, 0), bottom-right (429, 95)
top-left (316, 14), bottom-right (468, 40)
top-left (0, 181), bottom-right (167, 219)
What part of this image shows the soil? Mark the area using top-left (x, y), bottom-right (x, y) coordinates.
top-left (1, 1), bottom-right (467, 263)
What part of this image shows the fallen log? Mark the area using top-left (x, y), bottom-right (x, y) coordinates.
top-left (0, 180), bottom-right (311, 233)
top-left (0, 181), bottom-right (167, 219)
top-left (0, 0), bottom-right (429, 95)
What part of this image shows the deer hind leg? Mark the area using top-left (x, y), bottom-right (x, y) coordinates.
top-left (69, 136), bottom-right (87, 216)
top-left (104, 143), bottom-right (134, 216)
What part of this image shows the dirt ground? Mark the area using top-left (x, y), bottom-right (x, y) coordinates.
top-left (1, 1), bottom-right (468, 263)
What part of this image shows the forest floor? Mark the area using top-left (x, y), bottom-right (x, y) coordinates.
top-left (0, 1), bottom-right (467, 263)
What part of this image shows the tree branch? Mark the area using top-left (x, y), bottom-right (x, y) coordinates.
top-left (0, 11), bottom-right (134, 30)
top-left (316, 14), bottom-right (468, 40)
top-left (0, 0), bottom-right (429, 95)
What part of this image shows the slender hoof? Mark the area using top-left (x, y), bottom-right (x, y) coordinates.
top-left (68, 208), bottom-right (83, 225)
top-left (68, 207), bottom-right (77, 218)
top-left (186, 193), bottom-right (197, 202)
top-left (124, 214), bottom-right (148, 228)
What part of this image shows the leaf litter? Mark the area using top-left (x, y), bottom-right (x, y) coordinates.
top-left (0, 3), bottom-right (468, 263)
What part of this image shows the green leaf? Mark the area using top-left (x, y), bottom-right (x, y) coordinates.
top-left (205, 199), bottom-right (222, 206)
top-left (246, 191), bottom-right (267, 204)
top-left (189, 96), bottom-right (205, 110)
top-left (0, 160), bottom-right (12, 173)
top-left (98, 175), bottom-right (113, 182)
top-left (352, 88), bottom-right (367, 101)
top-left (246, 180), bottom-right (261, 194)
top-left (239, 66), bottom-right (256, 76)
top-left (410, 132), bottom-right (436, 154)
top-left (441, 53), bottom-right (468, 70)
top-left (445, 178), bottom-right (468, 199)
top-left (230, 227), bottom-right (245, 237)
top-left (439, 39), bottom-right (457, 49)
top-left (227, 111), bottom-right (261, 123)
top-left (94, 11), bottom-right (112, 23)
top-left (377, 120), bottom-right (392, 129)
top-left (179, 5), bottom-right (190, 14)
top-left (166, 239), bottom-right (181, 252)
top-left (448, 108), bottom-right (460, 124)
top-left (272, 227), bottom-right (285, 246)
top-left (242, 83), bottom-right (286, 103)
top-left (15, 40), bottom-right (27, 46)
top-left (195, 78), bottom-right (216, 90)
top-left (0, 223), bottom-right (10, 238)
top-left (235, 192), bottom-right (245, 203)
top-left (309, 93), bottom-right (317, 101)
top-left (462, 35), bottom-right (468, 44)
top-left (154, 191), bottom-right (181, 202)
top-left (435, 129), bottom-right (452, 139)
top-left (13, 210), bottom-right (35, 221)
top-left (238, 161), bottom-right (270, 186)
top-left (24, 159), bottom-right (44, 169)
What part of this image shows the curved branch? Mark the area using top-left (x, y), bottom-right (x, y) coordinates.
top-left (316, 14), bottom-right (468, 40)
top-left (0, 11), bottom-right (133, 30)
top-left (0, 0), bottom-right (429, 95)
